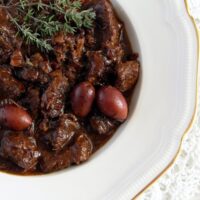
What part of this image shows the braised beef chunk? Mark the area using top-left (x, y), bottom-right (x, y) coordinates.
top-left (44, 114), bottom-right (80, 151)
top-left (0, 9), bottom-right (21, 64)
top-left (39, 147), bottom-right (71, 173)
top-left (30, 53), bottom-right (44, 67)
top-left (0, 132), bottom-right (40, 171)
top-left (64, 62), bottom-right (82, 88)
top-left (53, 32), bottom-right (85, 63)
top-left (39, 61), bottom-right (53, 74)
top-left (16, 66), bottom-right (50, 84)
top-left (90, 116), bottom-right (116, 135)
top-left (21, 88), bottom-right (40, 119)
top-left (72, 33), bottom-right (85, 63)
top-left (0, 67), bottom-right (25, 99)
top-left (39, 118), bottom-right (50, 132)
top-left (87, 51), bottom-right (106, 84)
top-left (115, 61), bottom-right (140, 92)
top-left (0, 28), bottom-right (13, 64)
top-left (41, 70), bottom-right (69, 118)
top-left (53, 32), bottom-right (73, 62)
top-left (91, 0), bottom-right (123, 63)
top-left (85, 28), bottom-right (96, 49)
top-left (70, 132), bottom-right (93, 164)
top-left (0, 0), bottom-right (140, 174)
top-left (10, 49), bottom-right (24, 67)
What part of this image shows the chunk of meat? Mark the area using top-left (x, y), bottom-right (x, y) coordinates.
top-left (87, 51), bottom-right (106, 84)
top-left (0, 132), bottom-right (41, 171)
top-left (44, 114), bottom-right (80, 151)
top-left (30, 53), bottom-right (44, 67)
top-left (39, 61), bottom-right (52, 74)
top-left (53, 32), bottom-right (75, 62)
top-left (53, 32), bottom-right (65, 44)
top-left (71, 33), bottom-right (85, 63)
top-left (53, 32), bottom-right (85, 63)
top-left (49, 69), bottom-right (64, 79)
top-left (10, 49), bottom-right (24, 67)
top-left (21, 87), bottom-right (40, 119)
top-left (0, 67), bottom-right (25, 99)
top-left (0, 8), bottom-right (22, 64)
top-left (90, 116), bottom-right (116, 135)
top-left (53, 45), bottom-right (66, 63)
top-left (70, 132), bottom-right (93, 164)
top-left (39, 118), bottom-right (50, 132)
top-left (91, 0), bottom-right (123, 63)
top-left (50, 61), bottom-right (61, 70)
top-left (0, 29), bottom-right (13, 64)
top-left (64, 62), bottom-right (80, 88)
top-left (17, 66), bottom-right (50, 84)
top-left (39, 146), bottom-right (71, 173)
top-left (115, 61), bottom-right (139, 92)
top-left (41, 70), bottom-right (69, 118)
top-left (85, 28), bottom-right (96, 49)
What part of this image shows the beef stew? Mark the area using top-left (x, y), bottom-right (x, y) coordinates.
top-left (0, 0), bottom-right (139, 174)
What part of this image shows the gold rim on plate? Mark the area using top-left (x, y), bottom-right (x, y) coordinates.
top-left (133, 0), bottom-right (200, 199)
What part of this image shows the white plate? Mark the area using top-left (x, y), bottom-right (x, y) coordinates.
top-left (0, 0), bottom-right (198, 199)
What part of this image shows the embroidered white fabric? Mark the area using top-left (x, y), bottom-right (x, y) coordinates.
top-left (139, 1), bottom-right (200, 200)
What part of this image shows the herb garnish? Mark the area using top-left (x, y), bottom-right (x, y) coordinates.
top-left (0, 0), bottom-right (96, 51)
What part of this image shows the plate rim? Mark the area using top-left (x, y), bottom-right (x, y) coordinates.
top-left (133, 0), bottom-right (200, 199)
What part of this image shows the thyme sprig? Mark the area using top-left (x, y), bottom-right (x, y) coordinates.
top-left (0, 0), bottom-right (96, 51)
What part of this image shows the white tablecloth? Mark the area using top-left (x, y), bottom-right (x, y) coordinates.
top-left (139, 1), bottom-right (200, 200)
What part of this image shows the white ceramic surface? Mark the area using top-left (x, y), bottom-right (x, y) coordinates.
top-left (0, 0), bottom-right (198, 200)
top-left (140, 1), bottom-right (200, 199)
